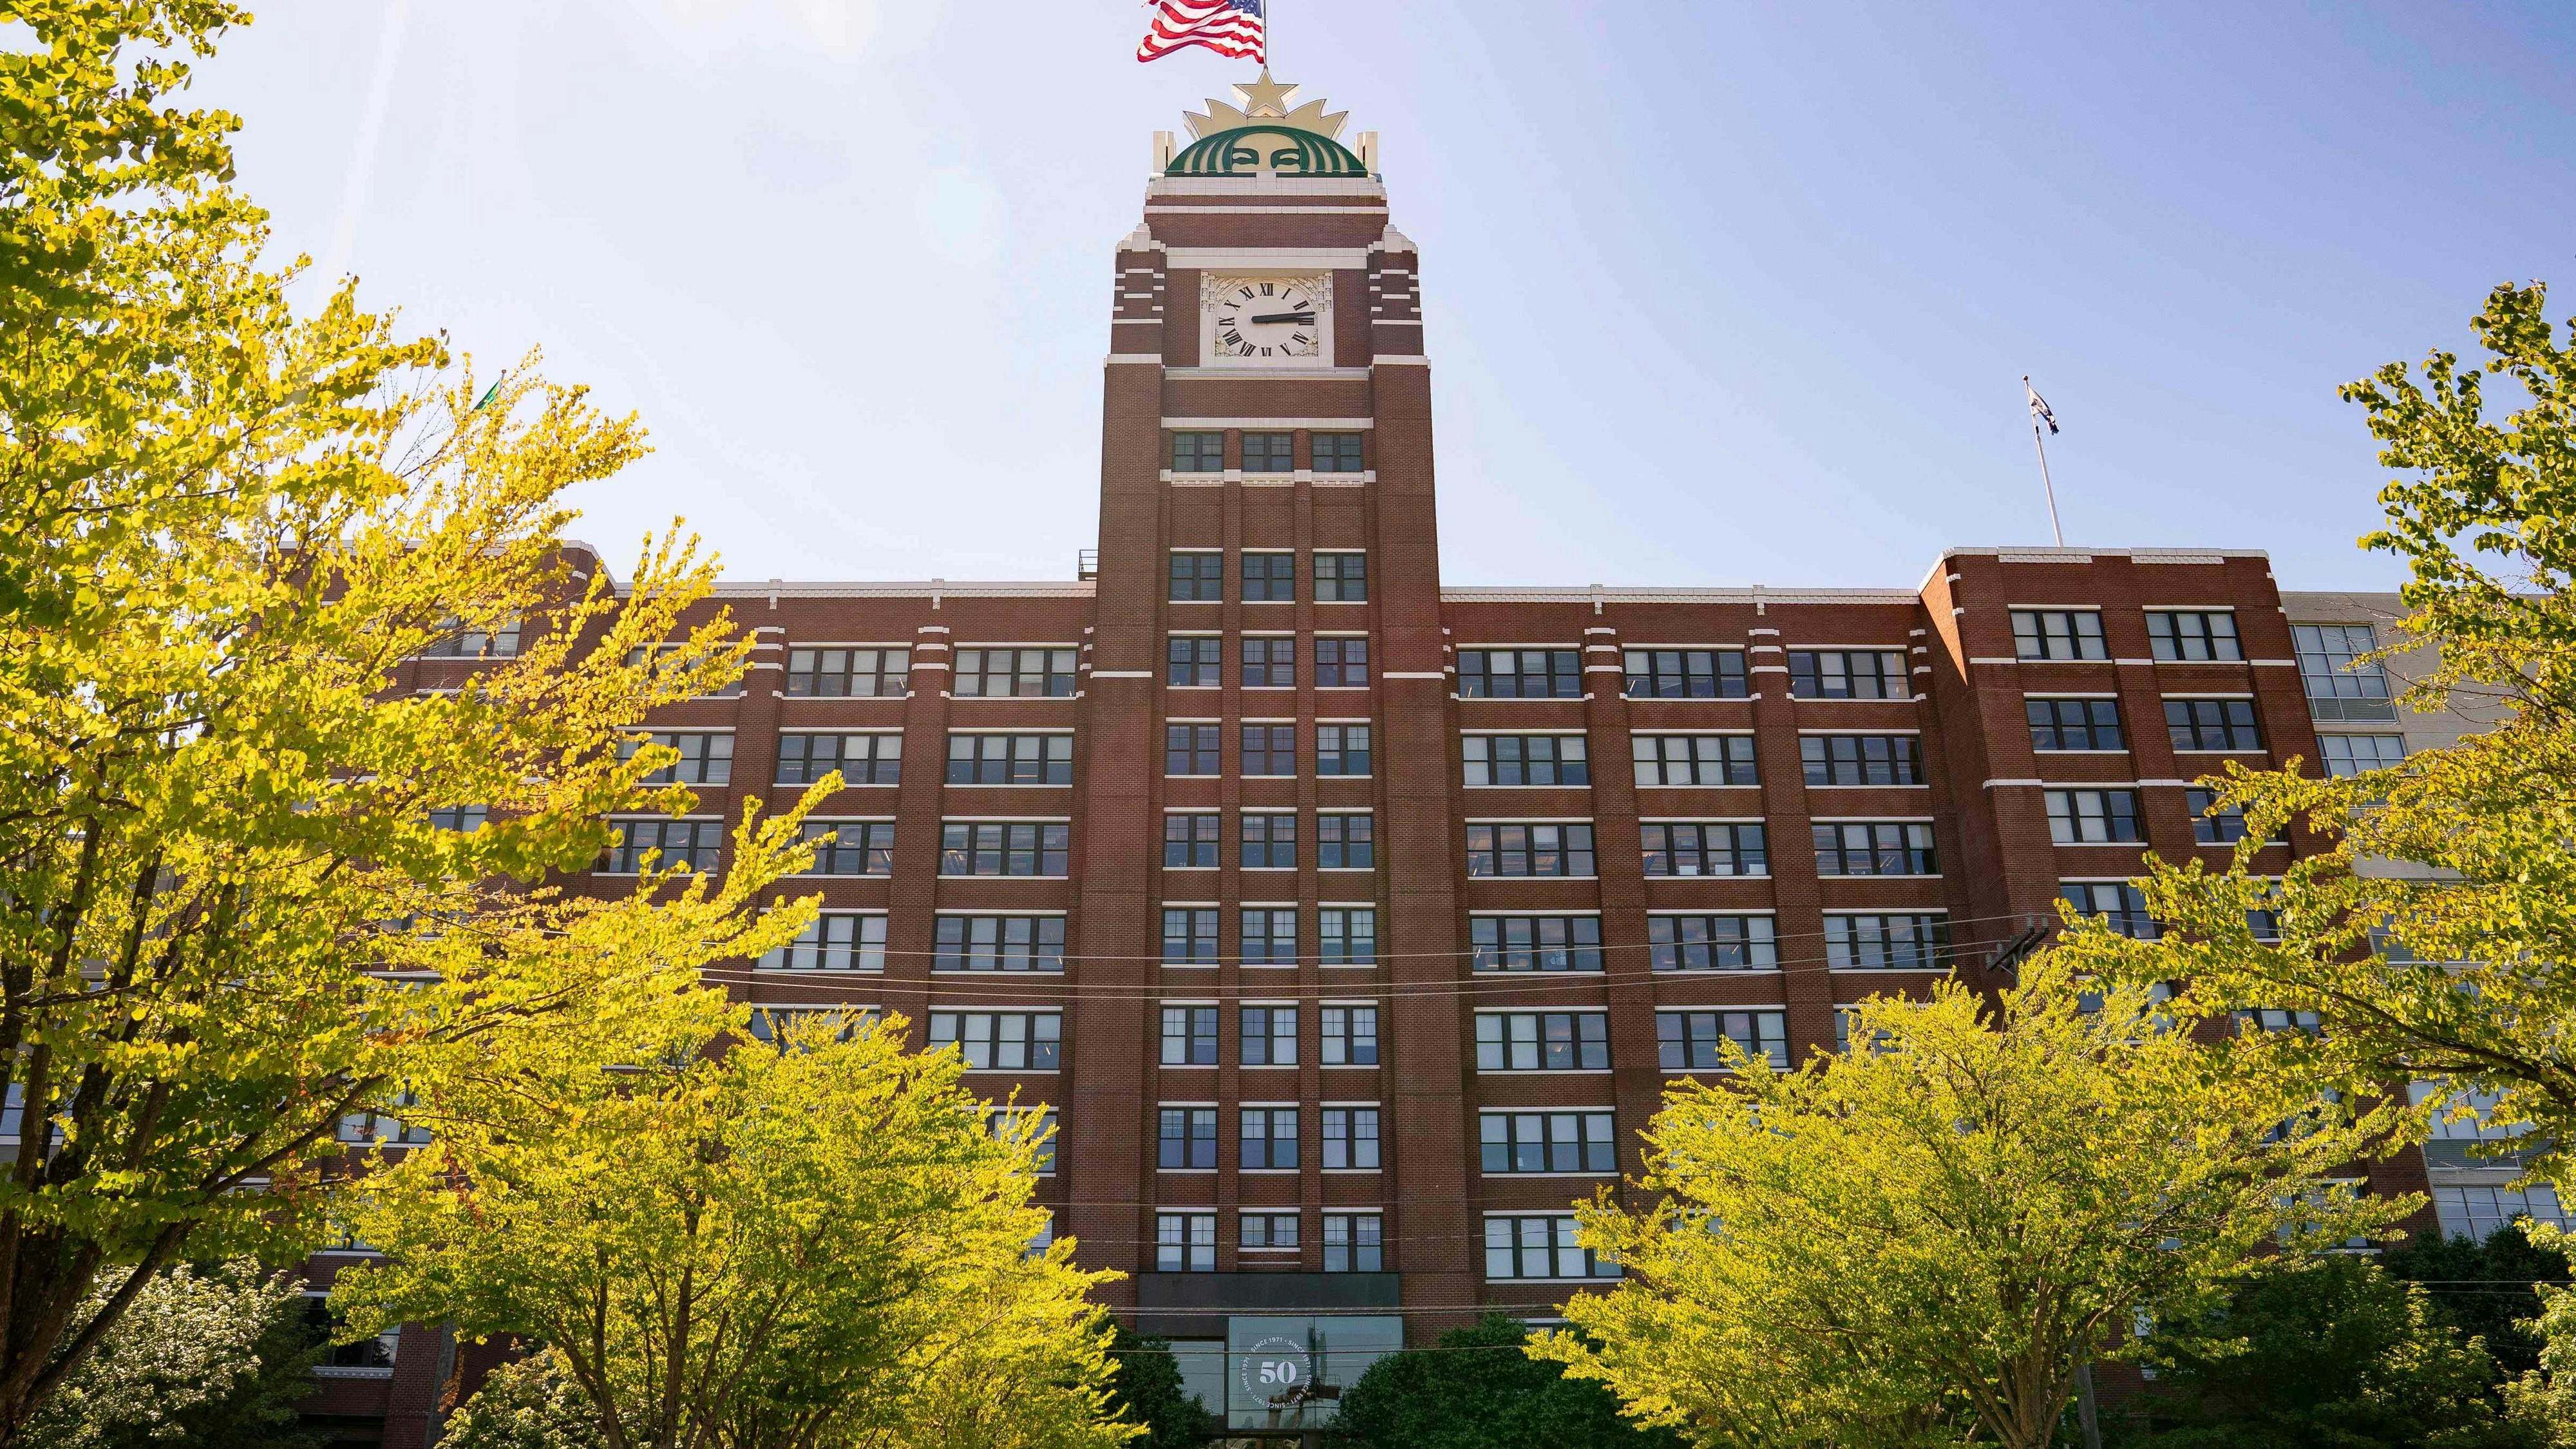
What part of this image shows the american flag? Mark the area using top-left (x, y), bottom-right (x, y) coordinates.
top-left (1137, 0), bottom-right (1266, 63)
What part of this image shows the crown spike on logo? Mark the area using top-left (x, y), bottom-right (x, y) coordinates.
top-left (1182, 69), bottom-right (1348, 140)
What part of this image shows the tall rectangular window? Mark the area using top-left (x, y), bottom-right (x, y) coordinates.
top-left (1166, 635), bottom-right (1220, 687)
top-left (954, 648), bottom-right (1077, 697)
top-left (1464, 735), bottom-right (1590, 786)
top-left (775, 732), bottom-right (902, 786)
top-left (1321, 1108), bottom-right (1379, 1169)
top-left (2164, 698), bottom-right (2263, 752)
top-left (1168, 552), bottom-right (1224, 601)
top-left (1485, 1216), bottom-right (1616, 1280)
top-left (1312, 433), bottom-right (1365, 472)
top-left (1788, 650), bottom-right (1908, 699)
top-left (1469, 916), bottom-right (1604, 972)
top-left (945, 734), bottom-right (1074, 785)
top-left (1242, 1108), bottom-right (1299, 1169)
top-left (797, 820), bottom-right (896, 876)
top-left (1465, 823), bottom-right (1596, 877)
top-left (1242, 724), bottom-right (1296, 776)
top-left (783, 647), bottom-right (909, 697)
top-left (1165, 724), bottom-right (1220, 775)
top-left (1457, 649), bottom-right (1582, 698)
top-left (1241, 431), bottom-right (1294, 473)
top-left (1623, 649), bottom-right (1748, 699)
top-left (1241, 813), bottom-right (1298, 869)
top-left (1163, 908), bottom-right (1219, 965)
top-left (1631, 734), bottom-right (1759, 786)
top-left (1811, 822), bottom-right (1937, 876)
top-left (1318, 725), bottom-right (1372, 775)
top-left (1480, 1111), bottom-right (1616, 1174)
top-left (2011, 610), bottom-right (2107, 661)
top-left (1321, 1006), bottom-right (1378, 1065)
top-left (1158, 1113), bottom-right (1218, 1171)
top-left (1319, 908), bottom-right (1376, 965)
top-left (2045, 789), bottom-right (2143, 844)
top-left (1640, 822), bottom-right (1767, 877)
top-left (759, 913), bottom-right (887, 972)
top-left (1314, 553), bottom-right (1368, 601)
top-left (621, 731), bottom-right (732, 786)
top-left (933, 916), bottom-right (1065, 972)
top-left (2187, 787), bottom-right (2257, 844)
top-left (1316, 637), bottom-right (1370, 685)
top-left (1161, 1007), bottom-right (1218, 1066)
top-left (1657, 1012), bottom-right (1788, 1070)
top-left (1475, 1013), bottom-right (1610, 1071)
top-left (1170, 431), bottom-right (1224, 472)
top-left (1242, 908), bottom-right (1298, 965)
top-left (1165, 813), bottom-right (1218, 867)
top-left (938, 822), bottom-right (1070, 876)
top-left (1649, 915), bottom-right (1779, 971)
top-left (1323, 1214), bottom-right (1383, 1272)
top-left (2061, 881), bottom-right (2158, 938)
top-left (927, 1012), bottom-right (1061, 1070)
top-left (1241, 1006), bottom-right (1298, 1065)
top-left (1799, 735), bottom-right (1922, 786)
top-left (1242, 636), bottom-right (1296, 688)
top-left (987, 1107), bottom-right (1056, 1175)
top-left (2148, 611), bottom-right (2242, 662)
top-left (1155, 1211), bottom-right (1217, 1271)
top-left (1242, 553), bottom-right (1296, 601)
top-left (1824, 914), bottom-right (1951, 969)
top-left (1319, 813), bottom-right (1375, 868)
top-left (2294, 624), bottom-right (2395, 721)
top-left (2026, 698), bottom-right (2125, 750)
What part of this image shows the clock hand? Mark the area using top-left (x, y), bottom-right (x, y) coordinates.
top-left (1247, 311), bottom-right (1316, 325)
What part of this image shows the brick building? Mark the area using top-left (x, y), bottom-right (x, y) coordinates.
top-left (315, 77), bottom-right (2434, 1443)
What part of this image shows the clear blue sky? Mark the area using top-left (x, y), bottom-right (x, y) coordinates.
top-left (191, 1), bottom-right (2575, 591)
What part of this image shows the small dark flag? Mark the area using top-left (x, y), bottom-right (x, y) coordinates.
top-left (2024, 377), bottom-right (2058, 435)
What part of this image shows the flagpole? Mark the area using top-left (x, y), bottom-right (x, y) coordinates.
top-left (2024, 375), bottom-right (2066, 547)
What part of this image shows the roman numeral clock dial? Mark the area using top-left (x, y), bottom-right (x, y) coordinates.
top-left (1202, 274), bottom-right (1331, 366)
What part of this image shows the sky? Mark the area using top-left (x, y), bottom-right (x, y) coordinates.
top-left (185, 1), bottom-right (2576, 591)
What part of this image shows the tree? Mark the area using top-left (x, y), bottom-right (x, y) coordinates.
top-left (2123, 1254), bottom-right (2533, 1448)
top-left (1104, 1327), bottom-right (1217, 1449)
top-left (21, 1260), bottom-right (316, 1449)
top-left (2386, 1225), bottom-right (2571, 1379)
top-left (2057, 283), bottom-right (2576, 1185)
top-left (442, 1351), bottom-right (607, 1449)
top-left (1530, 961), bottom-right (2410, 1449)
top-left (1331, 1315), bottom-right (1677, 1449)
top-left (1, 3), bottom-right (817, 1440)
top-left (330, 1010), bottom-right (1130, 1449)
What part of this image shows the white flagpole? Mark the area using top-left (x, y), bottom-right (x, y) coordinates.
top-left (2024, 375), bottom-right (2066, 547)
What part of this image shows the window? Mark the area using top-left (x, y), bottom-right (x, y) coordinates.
top-left (1242, 431), bottom-right (1293, 473)
top-left (623, 644), bottom-right (745, 699)
top-left (2320, 734), bottom-right (2406, 777)
top-left (1242, 636), bottom-right (1296, 688)
top-left (1166, 635), bottom-right (1220, 687)
top-left (1157, 1211), bottom-right (1218, 1270)
top-left (928, 1012), bottom-right (1061, 1070)
top-left (1320, 813), bottom-right (1375, 869)
top-left (2294, 624), bottom-right (2395, 721)
top-left (760, 913), bottom-right (886, 972)
top-left (1314, 552), bottom-right (1368, 600)
top-left (1170, 431), bottom-right (1224, 472)
top-left (1320, 908), bottom-right (1376, 964)
top-left (945, 734), bottom-right (1074, 786)
top-left (622, 731), bottom-right (732, 786)
top-left (2238, 1007), bottom-right (2323, 1036)
top-left (1657, 1011), bottom-right (1788, 1070)
top-left (955, 647), bottom-right (1077, 698)
top-left (1788, 650), bottom-right (1908, 699)
top-left (938, 822), bottom-right (1070, 876)
top-left (1801, 735), bottom-right (1922, 786)
top-left (2148, 611), bottom-right (2242, 663)
top-left (1317, 724), bottom-right (1372, 775)
top-left (1164, 812), bottom-right (1219, 867)
top-left (1476, 1013), bottom-right (1609, 1071)
top-left (1242, 908), bottom-right (1298, 965)
top-left (1631, 734), bottom-right (1758, 786)
top-left (745, 1006), bottom-right (873, 1050)
top-left (2027, 698), bottom-right (2125, 750)
top-left (784, 647), bottom-right (909, 697)
top-left (1242, 553), bottom-right (1296, 601)
top-left (1481, 1111), bottom-right (1616, 1174)
top-left (1242, 1006), bottom-right (1298, 1065)
top-left (2011, 609), bottom-right (2107, 661)
top-left (1649, 915), bottom-right (1779, 971)
top-left (1168, 552), bottom-right (1224, 601)
top-left (1464, 735), bottom-right (1590, 786)
top-left (934, 916), bottom-right (1066, 972)
top-left (422, 617), bottom-right (520, 659)
top-left (1324, 1214), bottom-right (1383, 1272)
top-left (1322, 1107), bottom-right (1381, 1169)
top-left (1824, 914), bottom-right (1951, 969)
top-left (1166, 723), bottom-right (1220, 775)
top-left (1161, 1007), bottom-right (1218, 1065)
top-left (2432, 1186), bottom-right (2571, 1244)
top-left (1312, 432), bottom-right (1365, 472)
top-left (601, 819), bottom-right (720, 873)
top-left (1640, 822), bottom-right (1768, 877)
top-left (988, 1107), bottom-right (1057, 1175)
top-left (1470, 916), bottom-right (1604, 972)
top-left (1486, 1215), bottom-right (1616, 1280)
top-left (1242, 1107), bottom-right (1299, 1169)
top-left (1241, 1213), bottom-right (1300, 1249)
top-left (2045, 789), bottom-right (2143, 844)
top-left (776, 733), bottom-right (902, 786)
top-left (1242, 724), bottom-right (1296, 777)
top-left (1812, 822), bottom-right (1937, 876)
top-left (305, 1296), bottom-right (402, 1374)
top-left (1466, 823), bottom-right (1596, 877)
top-left (1316, 637), bottom-right (1370, 686)
top-left (1623, 649), bottom-right (1748, 699)
top-left (2165, 698), bottom-right (2262, 752)
top-left (2187, 787), bottom-right (2257, 844)
top-left (2061, 881), bottom-right (2158, 938)
top-left (1164, 908), bottom-right (1219, 964)
top-left (428, 806), bottom-right (486, 833)
top-left (1321, 1006), bottom-right (1378, 1065)
top-left (334, 1091), bottom-right (431, 1148)
top-left (1458, 649), bottom-right (1581, 699)
top-left (797, 820), bottom-right (896, 876)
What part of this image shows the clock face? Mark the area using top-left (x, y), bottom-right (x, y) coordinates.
top-left (1211, 277), bottom-right (1323, 361)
